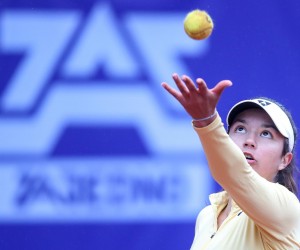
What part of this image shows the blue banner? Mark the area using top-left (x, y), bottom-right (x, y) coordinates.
top-left (0, 0), bottom-right (299, 249)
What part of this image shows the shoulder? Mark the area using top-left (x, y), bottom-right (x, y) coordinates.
top-left (274, 183), bottom-right (300, 225)
top-left (194, 204), bottom-right (214, 233)
top-left (274, 183), bottom-right (300, 206)
top-left (195, 204), bottom-right (213, 224)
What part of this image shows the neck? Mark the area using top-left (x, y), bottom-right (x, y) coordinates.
top-left (225, 196), bottom-right (232, 214)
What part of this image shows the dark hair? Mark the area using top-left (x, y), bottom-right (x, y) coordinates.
top-left (266, 97), bottom-right (299, 196)
top-left (228, 97), bottom-right (299, 195)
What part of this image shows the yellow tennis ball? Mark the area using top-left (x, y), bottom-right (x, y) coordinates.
top-left (184, 9), bottom-right (214, 40)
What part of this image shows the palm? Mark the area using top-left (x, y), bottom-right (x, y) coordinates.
top-left (162, 73), bottom-right (232, 119)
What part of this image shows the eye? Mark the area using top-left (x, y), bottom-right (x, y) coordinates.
top-left (235, 125), bottom-right (246, 133)
top-left (261, 130), bottom-right (272, 138)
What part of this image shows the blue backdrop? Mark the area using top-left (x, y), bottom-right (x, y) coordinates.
top-left (0, 0), bottom-right (299, 249)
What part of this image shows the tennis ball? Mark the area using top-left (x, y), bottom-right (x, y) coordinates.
top-left (184, 9), bottom-right (214, 40)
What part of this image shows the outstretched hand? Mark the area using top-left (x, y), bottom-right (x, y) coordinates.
top-left (161, 73), bottom-right (232, 126)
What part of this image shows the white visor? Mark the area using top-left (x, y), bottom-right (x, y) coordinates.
top-left (226, 99), bottom-right (294, 152)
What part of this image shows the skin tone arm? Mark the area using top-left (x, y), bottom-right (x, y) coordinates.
top-left (161, 73), bottom-right (232, 127)
top-left (162, 73), bottom-right (233, 227)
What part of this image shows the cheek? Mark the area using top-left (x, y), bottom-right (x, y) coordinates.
top-left (259, 141), bottom-right (284, 159)
top-left (256, 146), bottom-right (284, 173)
top-left (229, 133), bottom-right (243, 147)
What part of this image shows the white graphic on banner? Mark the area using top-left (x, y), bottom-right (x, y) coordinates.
top-left (0, 159), bottom-right (213, 222)
top-left (0, 2), bottom-right (213, 222)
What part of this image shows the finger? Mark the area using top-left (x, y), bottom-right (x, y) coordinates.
top-left (172, 73), bottom-right (190, 95)
top-left (161, 82), bottom-right (182, 100)
top-left (196, 78), bottom-right (208, 95)
top-left (182, 75), bottom-right (198, 94)
top-left (212, 80), bottom-right (233, 98)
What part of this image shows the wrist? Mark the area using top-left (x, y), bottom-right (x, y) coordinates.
top-left (192, 110), bottom-right (218, 128)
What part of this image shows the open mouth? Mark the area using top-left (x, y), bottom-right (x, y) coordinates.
top-left (244, 153), bottom-right (254, 161)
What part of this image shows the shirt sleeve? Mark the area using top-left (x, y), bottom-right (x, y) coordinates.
top-left (193, 114), bottom-right (300, 236)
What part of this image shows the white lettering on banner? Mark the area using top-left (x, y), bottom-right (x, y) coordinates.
top-left (0, 159), bottom-right (213, 222)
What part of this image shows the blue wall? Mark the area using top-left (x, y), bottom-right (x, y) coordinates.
top-left (0, 0), bottom-right (299, 249)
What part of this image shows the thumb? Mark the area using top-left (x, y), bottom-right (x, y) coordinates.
top-left (212, 80), bottom-right (233, 98)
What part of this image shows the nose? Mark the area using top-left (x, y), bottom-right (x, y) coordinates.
top-left (243, 135), bottom-right (256, 149)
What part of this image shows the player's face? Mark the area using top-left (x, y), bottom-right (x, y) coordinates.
top-left (228, 108), bottom-right (292, 182)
